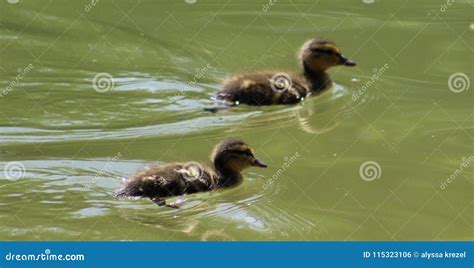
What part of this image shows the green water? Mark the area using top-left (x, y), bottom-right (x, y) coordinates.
top-left (0, 0), bottom-right (472, 241)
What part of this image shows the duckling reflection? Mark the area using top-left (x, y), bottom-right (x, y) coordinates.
top-left (293, 104), bottom-right (339, 135)
top-left (215, 37), bottom-right (356, 106)
top-left (231, 95), bottom-right (341, 135)
top-left (115, 139), bottom-right (267, 208)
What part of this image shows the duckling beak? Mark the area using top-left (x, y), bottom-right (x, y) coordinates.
top-left (339, 55), bottom-right (356, 66)
top-left (252, 158), bottom-right (268, 168)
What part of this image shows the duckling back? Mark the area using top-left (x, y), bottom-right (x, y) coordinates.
top-left (115, 162), bottom-right (218, 199)
top-left (217, 72), bottom-right (310, 105)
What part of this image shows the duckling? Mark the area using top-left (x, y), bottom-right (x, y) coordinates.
top-left (216, 37), bottom-right (356, 106)
top-left (114, 139), bottom-right (267, 208)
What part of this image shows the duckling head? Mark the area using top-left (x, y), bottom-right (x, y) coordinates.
top-left (211, 139), bottom-right (267, 173)
top-left (299, 37), bottom-right (356, 73)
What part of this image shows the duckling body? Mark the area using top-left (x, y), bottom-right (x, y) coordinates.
top-left (217, 72), bottom-right (310, 105)
top-left (216, 38), bottom-right (356, 106)
top-left (116, 162), bottom-right (218, 199)
top-left (115, 139), bottom-right (267, 207)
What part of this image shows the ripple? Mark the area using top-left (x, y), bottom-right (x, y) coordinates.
top-left (0, 113), bottom-right (255, 143)
top-left (72, 207), bottom-right (109, 219)
top-left (114, 173), bottom-right (316, 240)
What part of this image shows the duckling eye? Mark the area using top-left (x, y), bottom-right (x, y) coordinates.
top-left (226, 149), bottom-right (253, 157)
top-left (312, 48), bottom-right (334, 56)
top-left (242, 151), bottom-right (252, 157)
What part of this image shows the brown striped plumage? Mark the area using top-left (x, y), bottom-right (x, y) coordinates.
top-left (216, 37), bottom-right (356, 106)
top-left (114, 139), bottom-right (267, 208)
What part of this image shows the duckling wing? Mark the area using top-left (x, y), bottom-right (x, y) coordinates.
top-left (173, 162), bottom-right (217, 194)
top-left (219, 72), bottom-right (309, 105)
top-left (118, 162), bottom-right (217, 198)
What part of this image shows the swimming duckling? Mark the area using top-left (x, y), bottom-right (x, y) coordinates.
top-left (216, 37), bottom-right (356, 106)
top-left (114, 139), bottom-right (267, 208)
